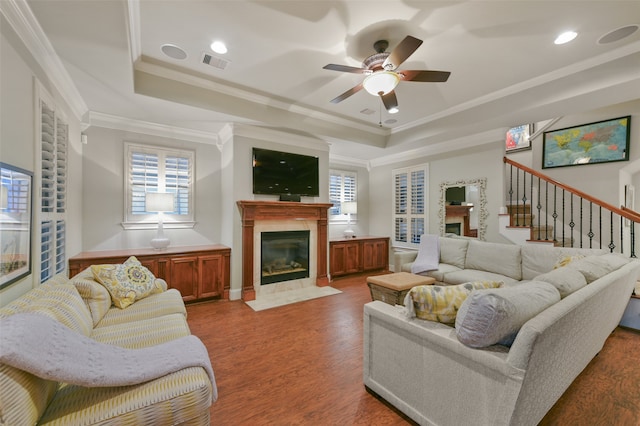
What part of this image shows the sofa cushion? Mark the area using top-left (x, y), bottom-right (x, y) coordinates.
top-left (405, 280), bottom-right (503, 324)
top-left (566, 254), bottom-right (631, 283)
top-left (520, 245), bottom-right (607, 280)
top-left (442, 269), bottom-right (519, 286)
top-left (455, 281), bottom-right (560, 348)
top-left (439, 237), bottom-right (469, 269)
top-left (417, 263), bottom-right (462, 282)
top-left (534, 267), bottom-right (588, 298)
top-left (70, 268), bottom-right (113, 326)
top-left (464, 240), bottom-right (522, 280)
top-left (0, 282), bottom-right (93, 337)
top-left (96, 289), bottom-right (186, 328)
top-left (92, 256), bottom-right (164, 309)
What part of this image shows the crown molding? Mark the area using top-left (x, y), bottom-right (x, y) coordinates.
top-left (328, 154), bottom-right (371, 170)
top-left (86, 111), bottom-right (220, 145)
top-left (231, 123), bottom-right (330, 152)
top-left (125, 0), bottom-right (141, 65)
top-left (135, 59), bottom-right (385, 137)
top-left (369, 128), bottom-right (505, 168)
top-left (1, 0), bottom-right (88, 120)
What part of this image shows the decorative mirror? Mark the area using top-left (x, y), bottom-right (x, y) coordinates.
top-left (439, 178), bottom-right (488, 240)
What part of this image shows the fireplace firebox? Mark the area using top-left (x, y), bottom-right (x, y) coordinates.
top-left (260, 230), bottom-right (310, 285)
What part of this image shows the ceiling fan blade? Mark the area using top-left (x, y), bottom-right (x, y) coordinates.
top-left (381, 91), bottom-right (398, 112)
top-left (323, 64), bottom-right (368, 74)
top-left (400, 70), bottom-right (451, 82)
top-left (330, 83), bottom-right (363, 103)
top-left (382, 35), bottom-right (423, 70)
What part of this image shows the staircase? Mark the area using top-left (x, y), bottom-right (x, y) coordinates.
top-left (501, 157), bottom-right (639, 257)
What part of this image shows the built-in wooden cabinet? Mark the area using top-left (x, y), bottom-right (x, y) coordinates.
top-left (329, 236), bottom-right (389, 278)
top-left (68, 245), bottom-right (231, 302)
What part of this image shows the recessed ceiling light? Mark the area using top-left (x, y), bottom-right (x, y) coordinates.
top-left (598, 25), bottom-right (639, 44)
top-left (384, 119), bottom-right (398, 124)
top-left (554, 31), bottom-right (578, 45)
top-left (161, 43), bottom-right (187, 60)
top-left (210, 41), bottom-right (228, 54)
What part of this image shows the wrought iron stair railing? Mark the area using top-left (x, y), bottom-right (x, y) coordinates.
top-left (504, 157), bottom-right (638, 258)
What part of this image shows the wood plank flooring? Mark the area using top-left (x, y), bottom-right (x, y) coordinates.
top-left (186, 274), bottom-right (640, 425)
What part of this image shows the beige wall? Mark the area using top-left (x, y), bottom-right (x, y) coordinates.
top-left (1, 17), bottom-right (83, 305)
top-left (80, 126), bottom-right (223, 252)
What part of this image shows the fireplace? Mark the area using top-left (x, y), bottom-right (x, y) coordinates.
top-left (446, 223), bottom-right (461, 235)
top-left (237, 201), bottom-right (333, 301)
top-left (261, 230), bottom-right (310, 285)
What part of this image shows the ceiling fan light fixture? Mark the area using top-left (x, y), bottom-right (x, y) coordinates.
top-left (363, 71), bottom-right (399, 96)
top-left (388, 107), bottom-right (399, 114)
top-left (554, 31), bottom-right (578, 45)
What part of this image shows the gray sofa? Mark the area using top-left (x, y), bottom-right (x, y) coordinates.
top-left (365, 238), bottom-right (640, 425)
top-left (394, 236), bottom-right (608, 286)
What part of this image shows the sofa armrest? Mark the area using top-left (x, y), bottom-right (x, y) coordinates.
top-left (393, 250), bottom-right (418, 272)
top-left (363, 301), bottom-right (524, 426)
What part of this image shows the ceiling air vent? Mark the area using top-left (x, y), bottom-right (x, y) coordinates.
top-left (360, 108), bottom-right (375, 115)
top-left (201, 52), bottom-right (230, 70)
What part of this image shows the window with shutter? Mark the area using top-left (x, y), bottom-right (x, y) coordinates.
top-left (329, 169), bottom-right (357, 221)
top-left (124, 143), bottom-right (195, 228)
top-left (392, 165), bottom-right (428, 248)
top-left (38, 92), bottom-right (68, 283)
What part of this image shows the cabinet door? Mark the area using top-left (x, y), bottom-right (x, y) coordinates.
top-left (330, 242), bottom-right (360, 276)
top-left (168, 256), bottom-right (198, 302)
top-left (198, 254), bottom-right (224, 299)
top-left (363, 239), bottom-right (389, 271)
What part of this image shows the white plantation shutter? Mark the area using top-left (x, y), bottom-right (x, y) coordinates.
top-left (329, 169), bottom-right (357, 220)
top-left (40, 103), bottom-right (55, 213)
top-left (124, 143), bottom-right (194, 227)
top-left (55, 220), bottom-right (66, 274)
top-left (38, 93), bottom-right (68, 282)
top-left (392, 165), bottom-right (428, 248)
top-left (40, 220), bottom-right (53, 282)
top-left (131, 152), bottom-right (159, 215)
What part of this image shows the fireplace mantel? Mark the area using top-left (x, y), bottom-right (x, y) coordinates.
top-left (237, 200), bottom-right (333, 301)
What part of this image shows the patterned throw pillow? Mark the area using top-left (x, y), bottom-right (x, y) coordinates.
top-left (405, 280), bottom-right (503, 324)
top-left (553, 254), bottom-right (585, 269)
top-left (91, 256), bottom-right (163, 309)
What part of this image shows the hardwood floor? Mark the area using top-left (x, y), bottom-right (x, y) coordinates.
top-left (186, 274), bottom-right (640, 425)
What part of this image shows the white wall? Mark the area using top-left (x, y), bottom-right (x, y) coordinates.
top-left (369, 141), bottom-right (508, 249)
top-left (80, 126), bottom-right (223, 252)
top-left (224, 125), bottom-right (330, 299)
top-left (1, 16), bottom-right (83, 305)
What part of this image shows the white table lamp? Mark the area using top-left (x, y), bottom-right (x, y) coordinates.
top-left (342, 201), bottom-right (357, 238)
top-left (146, 192), bottom-right (174, 249)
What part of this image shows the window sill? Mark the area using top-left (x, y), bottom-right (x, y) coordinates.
top-left (121, 221), bottom-right (196, 230)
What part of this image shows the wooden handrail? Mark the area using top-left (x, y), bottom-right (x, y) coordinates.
top-left (621, 206), bottom-right (640, 221)
top-left (504, 157), bottom-right (639, 223)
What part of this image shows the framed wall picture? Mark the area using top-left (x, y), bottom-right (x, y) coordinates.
top-left (542, 116), bottom-right (631, 169)
top-left (505, 124), bottom-right (532, 153)
top-left (0, 162), bottom-right (33, 289)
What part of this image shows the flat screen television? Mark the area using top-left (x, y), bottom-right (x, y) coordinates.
top-left (445, 186), bottom-right (466, 204)
top-left (252, 147), bottom-right (319, 197)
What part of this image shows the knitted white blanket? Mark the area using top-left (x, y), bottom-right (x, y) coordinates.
top-left (0, 312), bottom-right (217, 402)
top-left (411, 234), bottom-right (440, 274)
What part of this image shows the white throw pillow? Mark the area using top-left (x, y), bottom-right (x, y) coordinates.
top-left (455, 281), bottom-right (560, 348)
top-left (534, 267), bottom-right (587, 298)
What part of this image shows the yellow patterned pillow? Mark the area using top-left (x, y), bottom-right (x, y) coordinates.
top-left (406, 280), bottom-right (503, 324)
top-left (553, 254), bottom-right (585, 269)
top-left (91, 256), bottom-right (163, 309)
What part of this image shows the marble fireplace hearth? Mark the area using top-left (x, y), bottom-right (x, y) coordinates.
top-left (237, 201), bottom-right (333, 302)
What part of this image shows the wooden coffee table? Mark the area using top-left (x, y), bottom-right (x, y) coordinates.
top-left (367, 272), bottom-right (436, 305)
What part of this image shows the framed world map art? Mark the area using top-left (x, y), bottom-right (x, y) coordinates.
top-left (542, 116), bottom-right (631, 169)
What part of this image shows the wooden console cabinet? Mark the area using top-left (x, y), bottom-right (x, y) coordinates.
top-left (329, 236), bottom-right (389, 278)
top-left (68, 244), bottom-right (231, 302)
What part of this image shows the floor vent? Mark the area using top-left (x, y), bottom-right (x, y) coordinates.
top-left (201, 52), bottom-right (230, 70)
